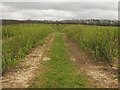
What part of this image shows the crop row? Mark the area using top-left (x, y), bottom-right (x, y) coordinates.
top-left (2, 24), bottom-right (54, 72)
top-left (64, 25), bottom-right (118, 65)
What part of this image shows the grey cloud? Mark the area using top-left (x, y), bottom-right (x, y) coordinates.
top-left (2, 2), bottom-right (117, 11)
top-left (1, 2), bottom-right (118, 20)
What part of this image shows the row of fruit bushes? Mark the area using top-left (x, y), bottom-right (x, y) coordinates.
top-left (2, 24), bottom-right (54, 73)
top-left (64, 25), bottom-right (118, 66)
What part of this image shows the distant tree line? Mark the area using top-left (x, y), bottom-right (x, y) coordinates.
top-left (78, 19), bottom-right (119, 26)
top-left (1, 19), bottom-right (119, 26)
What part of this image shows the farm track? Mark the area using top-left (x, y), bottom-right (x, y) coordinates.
top-left (62, 33), bottom-right (118, 88)
top-left (2, 31), bottom-right (118, 88)
top-left (2, 33), bottom-right (55, 88)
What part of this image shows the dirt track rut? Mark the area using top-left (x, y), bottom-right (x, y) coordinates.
top-left (62, 33), bottom-right (118, 88)
top-left (2, 33), bottom-right (55, 88)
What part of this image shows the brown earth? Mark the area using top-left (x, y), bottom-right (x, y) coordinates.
top-left (62, 33), bottom-right (118, 88)
top-left (2, 33), bottom-right (55, 88)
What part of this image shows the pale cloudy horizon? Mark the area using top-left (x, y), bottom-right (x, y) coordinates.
top-left (1, 2), bottom-right (118, 20)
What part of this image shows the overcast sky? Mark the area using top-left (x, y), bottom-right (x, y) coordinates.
top-left (1, 2), bottom-right (118, 20)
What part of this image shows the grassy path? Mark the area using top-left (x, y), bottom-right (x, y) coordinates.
top-left (30, 32), bottom-right (87, 88)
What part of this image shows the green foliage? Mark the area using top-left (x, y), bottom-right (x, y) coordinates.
top-left (2, 24), bottom-right (54, 72)
top-left (65, 25), bottom-right (118, 63)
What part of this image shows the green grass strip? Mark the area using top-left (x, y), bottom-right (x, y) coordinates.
top-left (30, 32), bottom-right (86, 88)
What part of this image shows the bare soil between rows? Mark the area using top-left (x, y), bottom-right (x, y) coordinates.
top-left (62, 33), bottom-right (118, 88)
top-left (2, 33), bottom-right (55, 88)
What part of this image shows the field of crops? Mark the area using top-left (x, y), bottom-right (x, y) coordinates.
top-left (2, 23), bottom-right (118, 88)
top-left (2, 23), bottom-right (118, 73)
top-left (64, 25), bottom-right (118, 65)
top-left (2, 24), bottom-right (54, 72)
